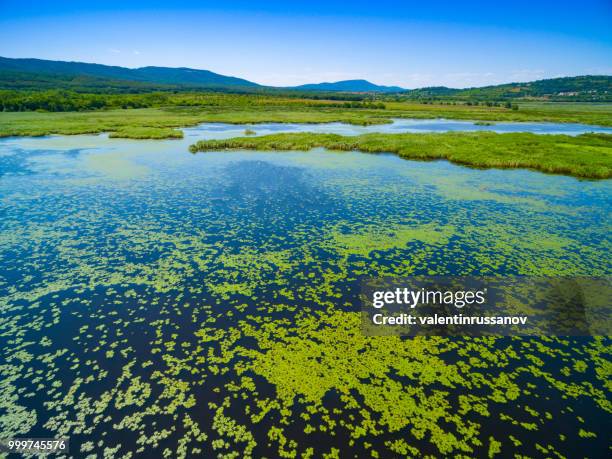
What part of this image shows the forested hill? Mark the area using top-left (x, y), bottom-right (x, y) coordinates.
top-left (0, 57), bottom-right (404, 94)
top-left (405, 76), bottom-right (612, 101)
top-left (0, 56), bottom-right (260, 90)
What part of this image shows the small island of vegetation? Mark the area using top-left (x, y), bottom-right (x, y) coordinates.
top-left (189, 131), bottom-right (612, 179)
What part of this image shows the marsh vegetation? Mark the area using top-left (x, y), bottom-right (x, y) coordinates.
top-left (189, 131), bottom-right (612, 178)
top-left (1, 94), bottom-right (611, 140)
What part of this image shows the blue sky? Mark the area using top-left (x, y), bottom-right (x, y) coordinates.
top-left (0, 1), bottom-right (610, 88)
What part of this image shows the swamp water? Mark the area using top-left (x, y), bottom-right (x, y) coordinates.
top-left (0, 126), bottom-right (610, 457)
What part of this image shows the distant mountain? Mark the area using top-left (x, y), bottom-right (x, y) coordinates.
top-left (291, 79), bottom-right (405, 93)
top-left (0, 58), bottom-right (405, 93)
top-left (0, 56), bottom-right (260, 89)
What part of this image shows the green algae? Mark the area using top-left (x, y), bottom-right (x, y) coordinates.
top-left (0, 137), bottom-right (610, 458)
top-left (327, 222), bottom-right (455, 258)
top-left (83, 152), bottom-right (150, 180)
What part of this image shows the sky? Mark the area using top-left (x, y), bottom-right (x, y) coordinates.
top-left (0, 0), bottom-right (610, 88)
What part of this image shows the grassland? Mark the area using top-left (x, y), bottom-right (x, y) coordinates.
top-left (1, 96), bottom-right (611, 140)
top-left (0, 105), bottom-right (388, 139)
top-left (108, 126), bottom-right (184, 139)
top-left (383, 101), bottom-right (612, 126)
top-left (189, 131), bottom-right (612, 179)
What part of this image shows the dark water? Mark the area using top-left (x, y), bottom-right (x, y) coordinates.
top-left (0, 133), bottom-right (610, 458)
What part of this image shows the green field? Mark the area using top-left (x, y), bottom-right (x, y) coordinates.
top-left (1, 96), bottom-right (611, 140)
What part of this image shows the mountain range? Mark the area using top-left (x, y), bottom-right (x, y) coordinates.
top-left (0, 56), bottom-right (610, 100)
top-left (291, 79), bottom-right (404, 93)
top-left (0, 56), bottom-right (259, 89)
top-left (0, 57), bottom-right (402, 92)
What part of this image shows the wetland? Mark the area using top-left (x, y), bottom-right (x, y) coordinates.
top-left (1, 120), bottom-right (610, 457)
